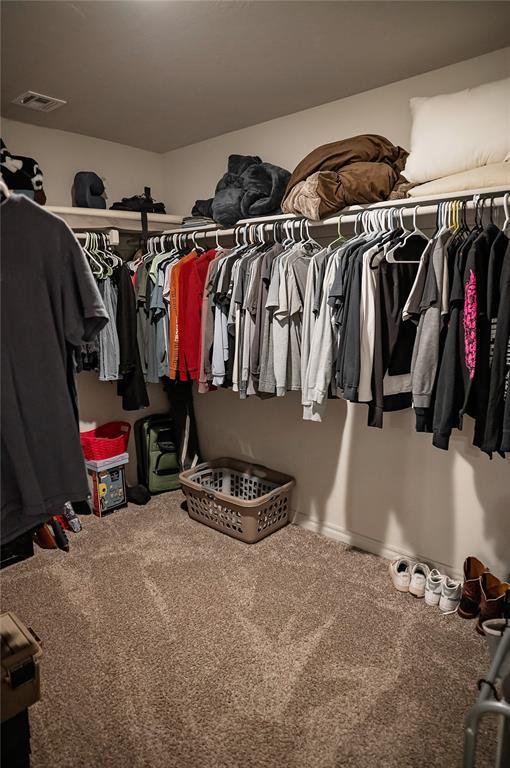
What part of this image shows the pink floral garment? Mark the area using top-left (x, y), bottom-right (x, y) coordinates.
top-left (464, 269), bottom-right (477, 380)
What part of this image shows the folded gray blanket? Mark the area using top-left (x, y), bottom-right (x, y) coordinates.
top-left (192, 154), bottom-right (291, 228)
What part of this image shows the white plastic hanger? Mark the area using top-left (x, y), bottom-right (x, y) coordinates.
top-left (191, 231), bottom-right (203, 253)
top-left (386, 206), bottom-right (428, 263)
top-left (363, 210), bottom-right (380, 243)
top-left (82, 232), bottom-right (104, 277)
top-left (103, 233), bottom-right (121, 271)
top-left (92, 233), bottom-right (114, 277)
top-left (300, 219), bottom-right (320, 251)
top-left (503, 192), bottom-right (510, 232)
top-left (282, 219), bottom-right (294, 248)
top-left (407, 205), bottom-right (428, 239)
top-left (438, 201), bottom-right (454, 235)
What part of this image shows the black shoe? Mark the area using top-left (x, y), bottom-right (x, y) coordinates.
top-left (127, 485), bottom-right (151, 505)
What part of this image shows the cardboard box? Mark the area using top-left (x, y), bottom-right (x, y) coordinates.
top-left (86, 453), bottom-right (129, 517)
top-left (1, 613), bottom-right (42, 723)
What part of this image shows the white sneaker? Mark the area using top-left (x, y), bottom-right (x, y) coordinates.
top-left (424, 569), bottom-right (444, 606)
top-left (439, 577), bottom-right (462, 613)
top-left (409, 562), bottom-right (431, 598)
top-left (389, 557), bottom-right (415, 592)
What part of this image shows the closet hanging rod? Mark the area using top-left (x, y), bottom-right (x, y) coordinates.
top-left (236, 185), bottom-right (510, 226)
top-left (161, 190), bottom-right (508, 239)
top-left (75, 228), bottom-right (120, 246)
top-left (314, 194), bottom-right (508, 229)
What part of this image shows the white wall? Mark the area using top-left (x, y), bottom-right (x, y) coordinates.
top-left (1, 118), bottom-right (170, 482)
top-left (162, 47), bottom-right (510, 212)
top-left (1, 119), bottom-right (166, 207)
top-left (163, 47), bottom-right (510, 578)
top-left (77, 373), bottom-right (168, 486)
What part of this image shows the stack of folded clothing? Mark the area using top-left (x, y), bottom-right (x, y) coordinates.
top-left (181, 215), bottom-right (215, 228)
top-left (192, 154), bottom-right (291, 228)
top-left (282, 134), bottom-right (408, 220)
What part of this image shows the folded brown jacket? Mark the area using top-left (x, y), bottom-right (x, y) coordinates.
top-left (282, 134), bottom-right (408, 220)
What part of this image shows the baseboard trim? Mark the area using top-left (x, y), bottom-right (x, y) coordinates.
top-left (293, 513), bottom-right (463, 581)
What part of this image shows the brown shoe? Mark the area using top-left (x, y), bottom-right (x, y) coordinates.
top-left (476, 572), bottom-right (510, 635)
top-left (458, 557), bottom-right (489, 619)
top-left (33, 523), bottom-right (57, 549)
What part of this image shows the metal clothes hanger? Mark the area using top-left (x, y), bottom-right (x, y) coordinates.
top-left (452, 200), bottom-right (459, 232)
top-left (446, 200), bottom-right (467, 252)
top-left (328, 214), bottom-right (346, 251)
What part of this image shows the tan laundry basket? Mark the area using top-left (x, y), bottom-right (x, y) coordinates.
top-left (180, 458), bottom-right (295, 543)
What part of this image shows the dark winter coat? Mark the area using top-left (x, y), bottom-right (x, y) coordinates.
top-left (192, 154), bottom-right (291, 228)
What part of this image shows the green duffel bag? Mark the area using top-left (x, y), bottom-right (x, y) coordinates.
top-left (134, 415), bottom-right (181, 495)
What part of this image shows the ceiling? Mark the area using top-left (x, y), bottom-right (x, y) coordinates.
top-left (2, 1), bottom-right (509, 153)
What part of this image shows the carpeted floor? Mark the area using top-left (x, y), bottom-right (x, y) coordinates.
top-left (1, 493), bottom-right (495, 768)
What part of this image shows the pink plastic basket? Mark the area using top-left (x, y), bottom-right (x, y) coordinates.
top-left (80, 422), bottom-right (131, 461)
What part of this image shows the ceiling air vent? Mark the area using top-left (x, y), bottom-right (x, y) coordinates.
top-left (12, 91), bottom-right (67, 113)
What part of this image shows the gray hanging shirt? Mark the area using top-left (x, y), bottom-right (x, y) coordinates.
top-left (1, 195), bottom-right (108, 543)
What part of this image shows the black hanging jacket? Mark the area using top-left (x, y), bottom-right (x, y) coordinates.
top-left (461, 225), bottom-right (500, 449)
top-left (114, 264), bottom-right (149, 411)
top-left (483, 240), bottom-right (510, 454)
top-left (501, 380), bottom-right (510, 453)
top-left (368, 257), bottom-right (418, 428)
top-left (432, 230), bottom-right (479, 449)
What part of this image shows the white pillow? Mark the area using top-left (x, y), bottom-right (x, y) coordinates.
top-left (408, 160), bottom-right (510, 197)
top-left (403, 78), bottom-right (510, 184)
